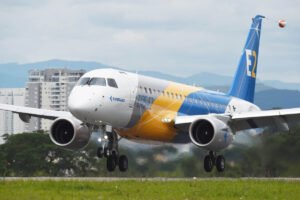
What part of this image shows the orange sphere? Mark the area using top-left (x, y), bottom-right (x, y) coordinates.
top-left (279, 19), bottom-right (286, 28)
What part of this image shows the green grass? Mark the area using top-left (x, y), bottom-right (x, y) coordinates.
top-left (0, 179), bottom-right (300, 200)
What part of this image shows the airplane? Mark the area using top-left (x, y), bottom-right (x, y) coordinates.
top-left (0, 15), bottom-right (299, 173)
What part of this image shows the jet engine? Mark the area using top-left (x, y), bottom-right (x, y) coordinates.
top-left (189, 116), bottom-right (233, 151)
top-left (50, 117), bottom-right (91, 151)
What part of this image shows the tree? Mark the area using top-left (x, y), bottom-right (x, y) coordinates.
top-left (0, 131), bottom-right (95, 176)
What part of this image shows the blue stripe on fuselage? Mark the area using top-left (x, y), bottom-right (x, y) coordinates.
top-left (177, 90), bottom-right (231, 116)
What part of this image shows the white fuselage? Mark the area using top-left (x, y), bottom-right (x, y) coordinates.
top-left (68, 68), bottom-right (260, 143)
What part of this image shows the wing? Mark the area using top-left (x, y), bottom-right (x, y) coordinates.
top-left (175, 108), bottom-right (300, 133)
top-left (0, 103), bottom-right (72, 122)
top-left (230, 108), bottom-right (300, 132)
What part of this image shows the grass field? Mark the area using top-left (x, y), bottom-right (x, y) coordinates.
top-left (0, 179), bottom-right (300, 200)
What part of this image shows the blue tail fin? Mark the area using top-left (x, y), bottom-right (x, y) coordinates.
top-left (228, 15), bottom-right (265, 103)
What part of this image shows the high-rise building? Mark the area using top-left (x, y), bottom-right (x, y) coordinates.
top-left (0, 88), bottom-right (26, 143)
top-left (25, 68), bottom-right (85, 132)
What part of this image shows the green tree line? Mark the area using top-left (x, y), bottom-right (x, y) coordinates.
top-left (1, 127), bottom-right (300, 177)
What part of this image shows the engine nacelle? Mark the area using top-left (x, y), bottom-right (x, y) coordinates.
top-left (189, 116), bottom-right (233, 151)
top-left (50, 117), bottom-right (91, 151)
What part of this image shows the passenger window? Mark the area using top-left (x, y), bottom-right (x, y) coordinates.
top-left (76, 77), bottom-right (90, 86)
top-left (167, 92), bottom-right (170, 98)
top-left (158, 90), bottom-right (161, 94)
top-left (194, 98), bottom-right (198, 103)
top-left (171, 93), bottom-right (174, 99)
top-left (89, 78), bottom-right (106, 86)
top-left (149, 88), bottom-right (152, 94)
top-left (144, 87), bottom-right (148, 93)
top-left (162, 91), bottom-right (165, 96)
top-left (153, 89), bottom-right (156, 93)
top-left (107, 78), bottom-right (118, 88)
top-left (180, 94), bottom-right (183, 100)
top-left (175, 94), bottom-right (178, 99)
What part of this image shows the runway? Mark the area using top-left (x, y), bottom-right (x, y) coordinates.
top-left (2, 177), bottom-right (300, 182)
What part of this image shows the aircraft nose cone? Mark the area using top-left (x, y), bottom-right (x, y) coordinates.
top-left (68, 87), bottom-right (94, 120)
top-left (68, 95), bottom-right (89, 118)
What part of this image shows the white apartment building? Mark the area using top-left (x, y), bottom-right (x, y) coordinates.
top-left (0, 88), bottom-right (25, 143)
top-left (25, 68), bottom-right (85, 132)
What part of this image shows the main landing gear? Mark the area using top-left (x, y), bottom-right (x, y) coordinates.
top-left (204, 151), bottom-right (225, 172)
top-left (97, 126), bottom-right (128, 172)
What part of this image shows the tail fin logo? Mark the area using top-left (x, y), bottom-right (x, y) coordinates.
top-left (245, 49), bottom-right (257, 78)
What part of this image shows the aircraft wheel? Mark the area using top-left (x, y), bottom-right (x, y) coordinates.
top-left (216, 155), bottom-right (225, 172)
top-left (204, 155), bottom-right (214, 172)
top-left (118, 155), bottom-right (128, 172)
top-left (97, 147), bottom-right (103, 158)
top-left (107, 155), bottom-right (116, 172)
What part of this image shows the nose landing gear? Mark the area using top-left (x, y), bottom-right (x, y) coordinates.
top-left (204, 151), bottom-right (225, 172)
top-left (97, 126), bottom-right (128, 172)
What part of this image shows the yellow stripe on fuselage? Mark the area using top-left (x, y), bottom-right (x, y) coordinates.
top-left (117, 82), bottom-right (203, 142)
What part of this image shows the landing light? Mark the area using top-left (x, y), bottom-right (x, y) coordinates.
top-left (162, 118), bottom-right (172, 123)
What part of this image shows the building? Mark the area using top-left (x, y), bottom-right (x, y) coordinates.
top-left (25, 68), bottom-right (85, 132)
top-left (0, 88), bottom-right (26, 143)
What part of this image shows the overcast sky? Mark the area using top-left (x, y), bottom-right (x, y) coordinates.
top-left (0, 0), bottom-right (299, 82)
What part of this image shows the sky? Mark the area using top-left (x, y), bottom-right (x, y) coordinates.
top-left (0, 0), bottom-right (299, 82)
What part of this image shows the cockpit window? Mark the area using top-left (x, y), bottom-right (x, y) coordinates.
top-left (89, 78), bottom-right (106, 86)
top-left (76, 77), bottom-right (90, 86)
top-left (107, 78), bottom-right (118, 88)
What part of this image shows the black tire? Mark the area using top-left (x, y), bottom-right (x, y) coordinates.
top-left (107, 155), bottom-right (116, 172)
top-left (204, 155), bottom-right (214, 172)
top-left (216, 155), bottom-right (225, 172)
top-left (118, 155), bottom-right (128, 172)
top-left (97, 147), bottom-right (103, 158)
